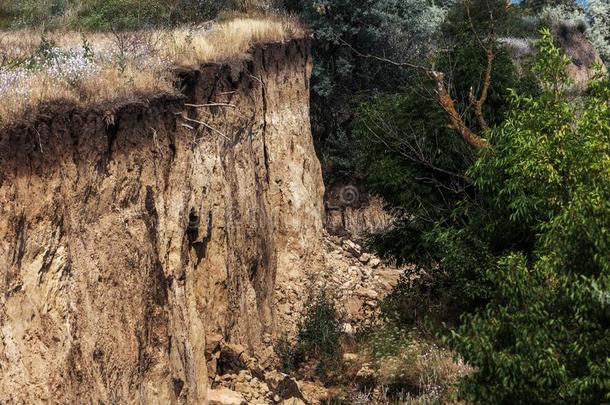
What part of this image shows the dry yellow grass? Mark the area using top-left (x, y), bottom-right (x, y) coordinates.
top-left (0, 16), bottom-right (304, 127)
top-left (161, 17), bottom-right (304, 66)
top-left (375, 341), bottom-right (472, 401)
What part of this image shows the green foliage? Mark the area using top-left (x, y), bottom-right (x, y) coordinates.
top-left (449, 29), bottom-right (610, 403)
top-left (521, 0), bottom-right (580, 13)
top-left (1, 0), bottom-right (67, 28)
top-left (0, 0), bottom-right (226, 30)
top-left (282, 0), bottom-right (449, 174)
top-left (73, 0), bottom-right (221, 30)
top-left (440, 0), bottom-right (528, 131)
top-left (588, 0), bottom-right (610, 63)
top-left (353, 83), bottom-right (474, 218)
top-left (350, 1), bottom-right (537, 326)
top-left (358, 24), bottom-right (609, 403)
top-left (294, 290), bottom-right (343, 378)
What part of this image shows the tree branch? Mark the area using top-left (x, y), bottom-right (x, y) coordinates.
top-left (339, 37), bottom-right (490, 150)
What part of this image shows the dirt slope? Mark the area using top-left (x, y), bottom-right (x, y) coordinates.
top-left (0, 39), bottom-right (325, 404)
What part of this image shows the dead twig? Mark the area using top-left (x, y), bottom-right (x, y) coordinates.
top-left (339, 37), bottom-right (490, 150)
top-left (184, 103), bottom-right (237, 108)
top-left (183, 117), bottom-right (231, 141)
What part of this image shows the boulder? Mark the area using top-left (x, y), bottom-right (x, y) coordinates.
top-left (264, 370), bottom-right (304, 401)
top-left (342, 239), bottom-right (362, 257)
top-left (368, 257), bottom-right (381, 268)
top-left (208, 388), bottom-right (247, 405)
top-left (355, 287), bottom-right (378, 300)
top-left (281, 398), bottom-right (307, 405)
top-left (358, 253), bottom-right (371, 264)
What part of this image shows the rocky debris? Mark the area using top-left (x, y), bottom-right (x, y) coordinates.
top-left (206, 233), bottom-right (408, 404)
top-left (264, 370), bottom-right (305, 401)
top-left (209, 342), bottom-right (307, 404)
top-left (342, 239), bottom-right (362, 256)
top-left (208, 387), bottom-right (248, 405)
top-left (213, 370), bottom-right (275, 404)
top-left (358, 253), bottom-right (371, 264)
top-left (273, 231), bottom-right (406, 338)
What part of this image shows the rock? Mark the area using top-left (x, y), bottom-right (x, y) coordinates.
top-left (206, 333), bottom-right (225, 355)
top-left (343, 353), bottom-right (359, 362)
top-left (342, 239), bottom-right (362, 256)
top-left (236, 370), bottom-right (252, 383)
top-left (355, 287), bottom-right (378, 300)
top-left (344, 297), bottom-right (362, 318)
top-left (376, 269), bottom-right (403, 289)
top-left (358, 253), bottom-right (371, 264)
top-left (329, 235), bottom-right (343, 245)
top-left (208, 387), bottom-right (247, 405)
top-left (218, 343), bottom-right (247, 375)
top-left (256, 345), bottom-right (275, 370)
top-left (264, 370), bottom-right (304, 401)
top-left (281, 398), bottom-right (306, 405)
top-left (368, 257), bottom-right (381, 268)
top-left (207, 356), bottom-right (219, 380)
top-left (232, 382), bottom-right (251, 396)
top-left (341, 323), bottom-right (354, 335)
top-left (298, 379), bottom-right (330, 404)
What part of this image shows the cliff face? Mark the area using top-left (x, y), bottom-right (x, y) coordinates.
top-left (0, 39), bottom-right (324, 404)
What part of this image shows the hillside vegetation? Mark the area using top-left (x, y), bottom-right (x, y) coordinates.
top-left (1, 0), bottom-right (609, 404)
top-left (0, 16), bottom-right (302, 126)
top-left (0, 0), bottom-right (274, 30)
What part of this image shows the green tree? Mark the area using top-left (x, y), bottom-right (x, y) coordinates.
top-left (281, 0), bottom-right (449, 175)
top-left (450, 29), bottom-right (610, 403)
top-left (351, 1), bottom-right (531, 321)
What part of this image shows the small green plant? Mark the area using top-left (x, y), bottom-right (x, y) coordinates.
top-left (295, 289), bottom-right (343, 379)
top-left (276, 336), bottom-right (297, 373)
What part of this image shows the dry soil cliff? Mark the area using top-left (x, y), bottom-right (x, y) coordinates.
top-left (0, 39), bottom-right (326, 404)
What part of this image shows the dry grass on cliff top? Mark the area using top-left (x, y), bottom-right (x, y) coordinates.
top-left (0, 17), bottom-right (304, 128)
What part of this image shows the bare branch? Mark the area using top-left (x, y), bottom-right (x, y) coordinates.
top-left (183, 117), bottom-right (231, 141)
top-left (430, 71), bottom-right (490, 150)
top-left (185, 103), bottom-right (237, 108)
top-left (339, 36), bottom-right (490, 150)
top-left (338, 37), bottom-right (429, 73)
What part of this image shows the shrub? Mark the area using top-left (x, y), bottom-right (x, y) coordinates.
top-left (280, 0), bottom-right (449, 174)
top-left (8, 0), bottom-right (68, 29)
top-left (0, 0), bottom-right (229, 30)
top-left (294, 289), bottom-right (343, 378)
top-left (351, 1), bottom-right (533, 324)
top-left (368, 325), bottom-right (471, 401)
top-left (449, 29), bottom-right (610, 404)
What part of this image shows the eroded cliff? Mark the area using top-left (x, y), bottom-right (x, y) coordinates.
top-left (0, 39), bottom-right (325, 404)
